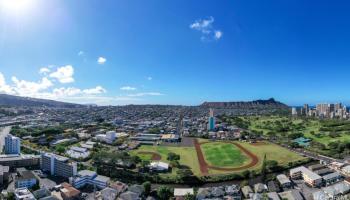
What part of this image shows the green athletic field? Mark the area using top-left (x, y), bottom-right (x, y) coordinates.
top-left (201, 142), bottom-right (248, 167)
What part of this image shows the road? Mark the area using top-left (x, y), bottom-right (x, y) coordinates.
top-left (0, 126), bottom-right (11, 153)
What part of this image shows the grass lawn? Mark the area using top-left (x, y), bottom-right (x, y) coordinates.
top-left (130, 145), bottom-right (201, 176)
top-left (198, 138), bottom-right (307, 174)
top-left (131, 140), bottom-right (307, 176)
top-left (238, 141), bottom-right (307, 170)
top-left (201, 142), bottom-right (248, 167)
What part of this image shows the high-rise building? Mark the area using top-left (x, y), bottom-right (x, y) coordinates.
top-left (316, 103), bottom-right (329, 117)
top-left (292, 107), bottom-right (298, 116)
top-left (4, 134), bottom-right (21, 155)
top-left (41, 153), bottom-right (77, 178)
top-left (208, 109), bottom-right (215, 131)
top-left (335, 103), bottom-right (343, 111)
top-left (304, 104), bottom-right (309, 116)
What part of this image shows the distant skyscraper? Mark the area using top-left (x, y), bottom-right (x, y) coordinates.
top-left (4, 134), bottom-right (21, 154)
top-left (291, 107), bottom-right (298, 116)
top-left (335, 103), bottom-right (342, 111)
top-left (304, 104), bottom-right (309, 115)
top-left (208, 109), bottom-right (215, 131)
top-left (316, 103), bottom-right (329, 117)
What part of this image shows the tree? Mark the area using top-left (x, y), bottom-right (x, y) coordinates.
top-left (242, 170), bottom-right (250, 178)
top-left (141, 160), bottom-right (150, 168)
top-left (167, 152), bottom-right (180, 161)
top-left (184, 193), bottom-right (195, 200)
top-left (55, 145), bottom-right (65, 154)
top-left (157, 186), bottom-right (173, 200)
top-left (177, 169), bottom-right (193, 180)
top-left (143, 181), bottom-right (151, 196)
top-left (266, 160), bottom-right (279, 171)
top-left (170, 160), bottom-right (180, 168)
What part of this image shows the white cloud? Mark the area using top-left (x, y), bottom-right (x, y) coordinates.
top-left (39, 67), bottom-right (50, 74)
top-left (97, 57), bottom-right (107, 64)
top-left (214, 30), bottom-right (223, 40)
top-left (190, 16), bottom-right (223, 41)
top-left (0, 70), bottom-right (163, 105)
top-left (120, 86), bottom-right (137, 91)
top-left (11, 76), bottom-right (53, 96)
top-left (127, 92), bottom-right (163, 97)
top-left (83, 86), bottom-right (107, 94)
top-left (0, 73), bottom-right (14, 94)
top-left (53, 87), bottom-right (82, 97)
top-left (147, 77), bottom-right (152, 81)
top-left (49, 65), bottom-right (74, 83)
top-left (78, 51), bottom-right (85, 56)
top-left (190, 16), bottom-right (214, 32)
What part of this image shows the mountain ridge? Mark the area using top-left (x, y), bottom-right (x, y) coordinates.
top-left (0, 94), bottom-right (85, 108)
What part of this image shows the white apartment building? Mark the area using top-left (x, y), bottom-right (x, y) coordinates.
top-left (4, 134), bottom-right (21, 155)
top-left (41, 153), bottom-right (77, 178)
top-left (290, 166), bottom-right (322, 187)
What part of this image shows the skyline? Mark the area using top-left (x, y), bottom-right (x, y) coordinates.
top-left (1, 0), bottom-right (350, 106)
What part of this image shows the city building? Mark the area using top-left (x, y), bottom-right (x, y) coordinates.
top-left (208, 109), bottom-right (216, 131)
top-left (14, 188), bottom-right (36, 200)
top-left (276, 174), bottom-right (292, 188)
top-left (41, 153), bottom-right (77, 178)
top-left (290, 166), bottom-right (323, 187)
top-left (0, 154), bottom-right (40, 168)
top-left (66, 146), bottom-right (90, 159)
top-left (323, 172), bottom-right (343, 186)
top-left (0, 165), bottom-right (10, 185)
top-left (278, 190), bottom-right (303, 200)
top-left (291, 107), bottom-right (297, 116)
top-left (60, 182), bottom-right (81, 200)
top-left (15, 170), bottom-right (37, 189)
top-left (304, 104), bottom-right (309, 115)
top-left (95, 131), bottom-right (127, 144)
top-left (4, 134), bottom-right (21, 154)
top-left (70, 170), bottom-right (110, 189)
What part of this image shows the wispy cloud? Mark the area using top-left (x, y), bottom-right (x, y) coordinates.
top-left (78, 51), bottom-right (85, 56)
top-left (49, 65), bottom-right (74, 83)
top-left (190, 16), bottom-right (223, 41)
top-left (97, 57), bottom-right (107, 64)
top-left (83, 86), bottom-right (107, 94)
top-left (120, 86), bottom-right (137, 91)
top-left (39, 67), bottom-right (50, 74)
top-left (127, 92), bottom-right (163, 97)
top-left (147, 76), bottom-right (152, 81)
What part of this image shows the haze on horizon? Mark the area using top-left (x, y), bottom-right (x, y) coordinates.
top-left (1, 0), bottom-right (350, 106)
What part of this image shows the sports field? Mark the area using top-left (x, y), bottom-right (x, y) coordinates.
top-left (130, 139), bottom-right (307, 176)
top-left (201, 142), bottom-right (248, 167)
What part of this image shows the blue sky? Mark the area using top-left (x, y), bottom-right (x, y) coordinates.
top-left (1, 0), bottom-right (350, 106)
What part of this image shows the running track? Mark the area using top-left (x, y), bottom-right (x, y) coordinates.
top-left (193, 139), bottom-right (259, 175)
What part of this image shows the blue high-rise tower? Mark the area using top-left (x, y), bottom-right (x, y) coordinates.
top-left (208, 109), bottom-right (215, 131)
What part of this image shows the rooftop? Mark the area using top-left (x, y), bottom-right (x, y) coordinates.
top-left (174, 188), bottom-right (194, 196)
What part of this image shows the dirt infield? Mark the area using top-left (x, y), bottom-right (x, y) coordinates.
top-left (193, 139), bottom-right (259, 174)
top-left (251, 141), bottom-right (268, 146)
top-left (193, 139), bottom-right (209, 175)
top-left (137, 151), bottom-right (161, 160)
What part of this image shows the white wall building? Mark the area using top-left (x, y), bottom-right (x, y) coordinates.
top-left (41, 153), bottom-right (77, 178)
top-left (70, 170), bottom-right (110, 189)
top-left (5, 134), bottom-right (21, 155)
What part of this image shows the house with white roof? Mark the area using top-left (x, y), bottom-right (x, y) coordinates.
top-left (149, 161), bottom-right (169, 172)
